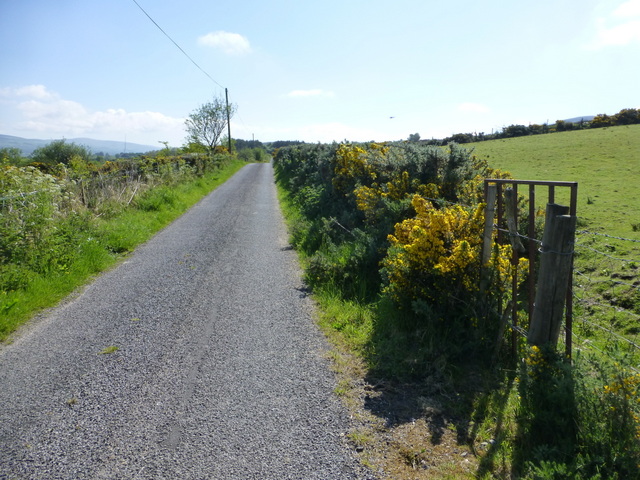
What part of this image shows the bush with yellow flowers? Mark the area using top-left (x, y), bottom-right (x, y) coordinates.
top-left (383, 196), bottom-right (483, 300)
top-left (275, 141), bottom-right (525, 326)
top-left (602, 369), bottom-right (640, 443)
top-left (380, 192), bottom-right (527, 330)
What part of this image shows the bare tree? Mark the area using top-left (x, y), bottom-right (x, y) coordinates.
top-left (185, 97), bottom-right (237, 153)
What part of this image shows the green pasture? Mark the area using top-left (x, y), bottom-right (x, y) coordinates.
top-left (468, 124), bottom-right (640, 241)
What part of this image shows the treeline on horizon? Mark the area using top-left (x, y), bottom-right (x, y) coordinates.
top-left (0, 138), bottom-right (274, 166)
top-left (239, 107), bottom-right (640, 149)
top-left (423, 107), bottom-right (640, 146)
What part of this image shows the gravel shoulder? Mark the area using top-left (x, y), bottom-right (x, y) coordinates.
top-left (0, 163), bottom-right (374, 479)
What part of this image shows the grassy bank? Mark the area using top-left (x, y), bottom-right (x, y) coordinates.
top-left (0, 158), bottom-right (246, 341)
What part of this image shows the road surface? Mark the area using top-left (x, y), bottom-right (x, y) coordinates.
top-left (0, 163), bottom-right (372, 479)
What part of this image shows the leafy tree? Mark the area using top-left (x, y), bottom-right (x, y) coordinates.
top-left (234, 138), bottom-right (265, 151)
top-left (555, 120), bottom-right (569, 132)
top-left (447, 133), bottom-right (474, 144)
top-left (269, 140), bottom-right (305, 150)
top-left (181, 142), bottom-right (208, 154)
top-left (30, 139), bottom-right (92, 165)
top-left (504, 124), bottom-right (531, 137)
top-left (591, 114), bottom-right (612, 128)
top-left (184, 97), bottom-right (237, 154)
top-left (408, 133), bottom-right (421, 142)
top-left (613, 108), bottom-right (639, 125)
top-left (529, 124), bottom-right (546, 135)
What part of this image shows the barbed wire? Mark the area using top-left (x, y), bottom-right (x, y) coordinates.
top-left (570, 227), bottom-right (640, 372)
top-left (574, 271), bottom-right (640, 292)
top-left (493, 225), bottom-right (543, 244)
top-left (508, 322), bottom-right (529, 338)
top-left (573, 294), bottom-right (630, 314)
top-left (420, 196), bottom-right (475, 209)
top-left (572, 307), bottom-right (640, 351)
top-left (577, 229), bottom-right (640, 244)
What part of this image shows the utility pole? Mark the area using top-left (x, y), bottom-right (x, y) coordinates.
top-left (225, 88), bottom-right (232, 153)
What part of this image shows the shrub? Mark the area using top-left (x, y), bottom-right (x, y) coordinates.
top-left (274, 141), bottom-right (519, 345)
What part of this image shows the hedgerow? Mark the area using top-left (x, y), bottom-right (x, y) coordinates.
top-left (0, 152), bottom-right (237, 325)
top-left (273, 141), bottom-right (515, 354)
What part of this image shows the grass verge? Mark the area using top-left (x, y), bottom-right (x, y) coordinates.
top-left (0, 158), bottom-right (246, 342)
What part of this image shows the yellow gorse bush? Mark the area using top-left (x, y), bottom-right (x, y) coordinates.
top-left (383, 195), bottom-right (484, 298)
top-left (354, 171), bottom-right (415, 221)
top-left (333, 144), bottom-right (375, 193)
top-left (329, 142), bottom-right (526, 323)
top-left (604, 372), bottom-right (640, 397)
top-left (602, 370), bottom-right (640, 441)
top-left (383, 193), bottom-right (528, 305)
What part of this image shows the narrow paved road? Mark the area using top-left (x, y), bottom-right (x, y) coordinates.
top-left (0, 163), bottom-right (371, 479)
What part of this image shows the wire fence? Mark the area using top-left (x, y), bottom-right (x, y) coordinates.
top-left (490, 221), bottom-right (640, 370)
top-left (571, 229), bottom-right (640, 370)
top-left (475, 178), bottom-right (640, 372)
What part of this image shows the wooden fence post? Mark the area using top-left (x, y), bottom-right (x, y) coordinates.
top-left (480, 184), bottom-right (497, 293)
top-left (528, 203), bottom-right (577, 347)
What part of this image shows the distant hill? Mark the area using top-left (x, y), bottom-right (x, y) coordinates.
top-left (564, 115), bottom-right (595, 124)
top-left (0, 134), bottom-right (159, 156)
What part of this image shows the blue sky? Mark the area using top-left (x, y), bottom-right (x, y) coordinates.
top-left (1, 0), bottom-right (639, 148)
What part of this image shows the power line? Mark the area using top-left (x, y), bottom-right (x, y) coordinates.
top-left (130, 0), bottom-right (225, 90)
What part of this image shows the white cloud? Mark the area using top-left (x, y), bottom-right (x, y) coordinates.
top-left (198, 31), bottom-right (251, 55)
top-left (0, 85), bottom-right (184, 145)
top-left (595, 19), bottom-right (640, 46)
top-left (286, 89), bottom-right (335, 98)
top-left (613, 0), bottom-right (640, 18)
top-left (457, 102), bottom-right (491, 114)
top-left (0, 84), bottom-right (56, 100)
top-left (588, 0), bottom-right (640, 49)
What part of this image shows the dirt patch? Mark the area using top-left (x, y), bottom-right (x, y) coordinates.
top-left (328, 345), bottom-right (484, 479)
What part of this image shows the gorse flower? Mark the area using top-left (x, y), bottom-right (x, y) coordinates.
top-left (384, 194), bottom-right (519, 297)
top-left (333, 144), bottom-right (375, 193)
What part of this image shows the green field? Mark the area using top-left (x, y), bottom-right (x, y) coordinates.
top-left (469, 123), bottom-right (640, 359)
top-left (467, 124), bottom-right (640, 241)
